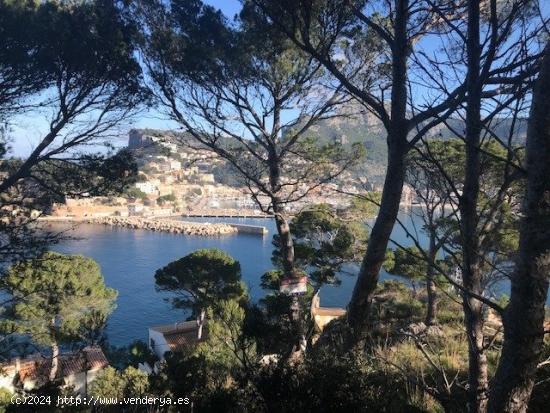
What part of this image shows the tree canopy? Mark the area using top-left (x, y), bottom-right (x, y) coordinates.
top-left (155, 248), bottom-right (247, 316)
top-left (196, 299), bottom-right (258, 373)
top-left (270, 204), bottom-right (367, 290)
top-left (0, 0), bottom-right (142, 268)
top-left (1, 252), bottom-right (117, 347)
top-left (89, 366), bottom-right (150, 399)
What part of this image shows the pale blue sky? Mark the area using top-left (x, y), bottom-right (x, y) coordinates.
top-left (8, 0), bottom-right (549, 157)
top-left (205, 0), bottom-right (241, 18)
top-left (8, 0), bottom-right (242, 157)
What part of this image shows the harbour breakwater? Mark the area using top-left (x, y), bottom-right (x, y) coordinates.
top-left (89, 216), bottom-right (238, 236)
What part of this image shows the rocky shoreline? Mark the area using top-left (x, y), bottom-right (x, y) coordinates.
top-left (88, 216), bottom-right (238, 236)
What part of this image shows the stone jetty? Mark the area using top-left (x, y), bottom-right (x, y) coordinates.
top-left (89, 217), bottom-right (237, 236)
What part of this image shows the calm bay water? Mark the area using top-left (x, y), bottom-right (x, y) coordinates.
top-left (50, 212), bottom-right (544, 346)
top-left (52, 218), bottom-right (276, 346)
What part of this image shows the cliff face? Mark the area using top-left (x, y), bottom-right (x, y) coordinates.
top-left (425, 117), bottom-right (528, 143)
top-left (128, 129), bottom-right (149, 150)
top-left (128, 129), bottom-right (178, 150)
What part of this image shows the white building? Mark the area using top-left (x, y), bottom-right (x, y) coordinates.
top-left (200, 174), bottom-right (215, 183)
top-left (182, 166), bottom-right (199, 176)
top-left (148, 321), bottom-right (207, 360)
top-left (159, 142), bottom-right (178, 153)
top-left (114, 209), bottom-right (129, 217)
top-left (149, 207), bottom-right (174, 217)
top-left (168, 160), bottom-right (182, 170)
top-left (209, 199), bottom-right (221, 208)
top-left (157, 185), bottom-right (174, 197)
top-left (128, 203), bottom-right (144, 216)
top-left (135, 182), bottom-right (158, 195)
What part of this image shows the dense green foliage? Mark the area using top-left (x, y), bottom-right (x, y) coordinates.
top-left (0, 0), bottom-right (141, 268)
top-left (1, 252), bottom-right (117, 347)
top-left (157, 193), bottom-right (177, 205)
top-left (385, 247), bottom-right (429, 280)
top-left (276, 204), bottom-right (367, 290)
top-left (155, 248), bottom-right (247, 316)
top-left (106, 339), bottom-right (158, 370)
top-left (124, 186), bottom-right (148, 200)
top-left (89, 366), bottom-right (150, 399)
top-left (196, 299), bottom-right (258, 372)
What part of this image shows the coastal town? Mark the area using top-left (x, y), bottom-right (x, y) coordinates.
top-left (46, 129), bottom-right (415, 224)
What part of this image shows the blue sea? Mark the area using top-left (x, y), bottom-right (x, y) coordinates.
top-left (50, 213), bottom-right (545, 346)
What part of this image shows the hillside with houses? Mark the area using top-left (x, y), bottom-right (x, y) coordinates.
top-left (49, 129), bottom-right (400, 221)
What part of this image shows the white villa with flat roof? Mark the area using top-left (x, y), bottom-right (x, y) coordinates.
top-left (148, 321), bottom-right (208, 360)
top-left (311, 292), bottom-right (346, 332)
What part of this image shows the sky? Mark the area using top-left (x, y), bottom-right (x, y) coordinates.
top-left (205, 0), bottom-right (241, 18)
top-left (7, 0), bottom-right (550, 157)
top-left (7, 0), bottom-right (243, 158)
top-left (130, 0), bottom-right (241, 129)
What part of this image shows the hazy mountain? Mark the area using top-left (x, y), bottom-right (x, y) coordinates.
top-left (132, 106), bottom-right (527, 185)
top-left (303, 102), bottom-right (528, 179)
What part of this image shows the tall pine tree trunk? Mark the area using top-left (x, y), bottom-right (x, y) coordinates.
top-left (268, 140), bottom-right (296, 277)
top-left (268, 147), bottom-right (304, 353)
top-left (273, 198), bottom-right (305, 353)
top-left (461, 1), bottom-right (488, 410)
top-left (273, 202), bottom-right (296, 276)
top-left (487, 43), bottom-right (550, 413)
top-left (49, 342), bottom-right (59, 382)
top-left (426, 231), bottom-right (438, 326)
top-left (347, 135), bottom-right (407, 343)
top-left (346, 0), bottom-right (409, 346)
top-left (462, 295), bottom-right (488, 412)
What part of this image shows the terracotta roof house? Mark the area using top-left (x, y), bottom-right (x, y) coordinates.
top-left (0, 346), bottom-right (109, 396)
top-left (148, 320), bottom-right (208, 360)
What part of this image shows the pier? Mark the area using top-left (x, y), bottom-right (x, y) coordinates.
top-left (39, 216), bottom-right (269, 237)
top-left (181, 213), bottom-right (271, 219)
top-left (227, 223), bottom-right (269, 235)
top-left (88, 217), bottom-right (237, 236)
